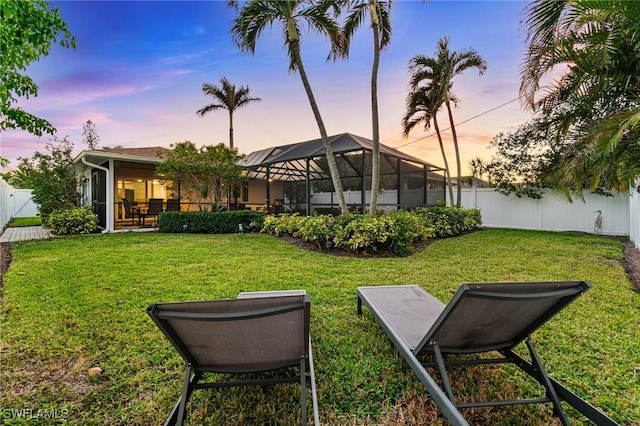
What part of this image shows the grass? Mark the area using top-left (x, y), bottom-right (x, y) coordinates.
top-left (8, 217), bottom-right (42, 227)
top-left (0, 229), bottom-right (638, 425)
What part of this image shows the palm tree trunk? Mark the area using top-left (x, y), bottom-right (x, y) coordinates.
top-left (445, 99), bottom-right (462, 207)
top-left (227, 111), bottom-right (233, 210)
top-left (291, 41), bottom-right (348, 215)
top-left (228, 111), bottom-right (234, 150)
top-left (368, 1), bottom-right (381, 216)
top-left (433, 117), bottom-right (454, 206)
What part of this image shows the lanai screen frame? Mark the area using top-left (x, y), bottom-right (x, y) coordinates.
top-left (242, 134), bottom-right (446, 215)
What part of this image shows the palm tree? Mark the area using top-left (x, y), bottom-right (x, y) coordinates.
top-left (468, 156), bottom-right (487, 187)
top-left (342, 0), bottom-right (392, 215)
top-left (520, 0), bottom-right (640, 197)
top-left (230, 0), bottom-right (349, 215)
top-left (409, 36), bottom-right (487, 207)
top-left (196, 77), bottom-right (261, 151)
top-left (402, 85), bottom-right (454, 205)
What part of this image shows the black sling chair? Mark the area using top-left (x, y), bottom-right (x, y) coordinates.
top-left (148, 293), bottom-right (318, 425)
top-left (357, 281), bottom-right (619, 426)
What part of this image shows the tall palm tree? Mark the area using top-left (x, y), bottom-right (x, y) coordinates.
top-left (342, 0), bottom-right (392, 215)
top-left (196, 77), bottom-right (261, 151)
top-left (402, 85), bottom-right (454, 205)
top-left (409, 36), bottom-right (487, 207)
top-left (230, 0), bottom-right (349, 215)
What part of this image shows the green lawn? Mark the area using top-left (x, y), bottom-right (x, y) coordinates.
top-left (8, 216), bottom-right (42, 227)
top-left (0, 229), bottom-right (637, 425)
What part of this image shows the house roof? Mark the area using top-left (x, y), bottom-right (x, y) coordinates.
top-left (73, 134), bottom-right (443, 182)
top-left (241, 133), bottom-right (443, 181)
top-left (74, 147), bottom-right (170, 167)
top-left (99, 147), bottom-right (171, 158)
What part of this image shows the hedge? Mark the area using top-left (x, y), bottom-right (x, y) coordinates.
top-left (158, 210), bottom-right (264, 234)
top-left (261, 207), bottom-right (481, 256)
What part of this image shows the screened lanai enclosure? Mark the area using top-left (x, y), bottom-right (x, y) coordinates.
top-left (241, 133), bottom-right (446, 215)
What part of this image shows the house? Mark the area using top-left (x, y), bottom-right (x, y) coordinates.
top-left (74, 133), bottom-right (446, 231)
top-left (74, 147), bottom-right (172, 231)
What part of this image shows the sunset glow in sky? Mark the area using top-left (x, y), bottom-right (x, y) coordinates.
top-left (1, 0), bottom-right (533, 174)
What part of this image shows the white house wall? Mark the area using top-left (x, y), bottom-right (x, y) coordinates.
top-left (459, 188), bottom-right (630, 236)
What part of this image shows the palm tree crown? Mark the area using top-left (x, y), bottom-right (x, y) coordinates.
top-left (196, 77), bottom-right (261, 150)
top-left (231, 0), bottom-right (343, 71)
top-left (519, 0), bottom-right (640, 197)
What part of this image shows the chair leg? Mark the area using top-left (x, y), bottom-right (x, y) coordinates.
top-left (308, 337), bottom-right (320, 426)
top-left (525, 338), bottom-right (571, 426)
top-left (300, 357), bottom-right (308, 426)
top-left (167, 363), bottom-right (199, 426)
top-left (432, 343), bottom-right (456, 404)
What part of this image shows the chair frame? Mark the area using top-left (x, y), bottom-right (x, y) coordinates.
top-left (357, 282), bottom-right (619, 426)
top-left (147, 294), bottom-right (316, 426)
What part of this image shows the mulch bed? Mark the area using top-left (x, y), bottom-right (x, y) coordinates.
top-left (623, 241), bottom-right (640, 292)
top-left (0, 243), bottom-right (11, 287)
top-left (1, 236), bottom-right (639, 291)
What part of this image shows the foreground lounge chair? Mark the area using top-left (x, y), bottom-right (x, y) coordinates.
top-left (147, 292), bottom-right (319, 426)
top-left (357, 282), bottom-right (619, 426)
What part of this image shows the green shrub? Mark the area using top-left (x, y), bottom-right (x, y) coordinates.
top-left (332, 211), bottom-right (434, 256)
top-left (414, 206), bottom-right (482, 237)
top-left (158, 210), bottom-right (264, 234)
top-left (295, 215), bottom-right (336, 249)
top-left (46, 206), bottom-right (98, 235)
top-left (261, 206), bottom-right (481, 257)
top-left (262, 213), bottom-right (306, 236)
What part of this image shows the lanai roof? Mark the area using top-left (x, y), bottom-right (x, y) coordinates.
top-left (242, 133), bottom-right (442, 181)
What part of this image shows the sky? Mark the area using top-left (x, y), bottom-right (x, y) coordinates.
top-left (1, 0), bottom-right (534, 175)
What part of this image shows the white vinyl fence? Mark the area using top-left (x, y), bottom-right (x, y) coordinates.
top-left (0, 179), bottom-right (39, 230)
top-left (630, 181), bottom-right (640, 249)
top-left (459, 188), bottom-right (631, 237)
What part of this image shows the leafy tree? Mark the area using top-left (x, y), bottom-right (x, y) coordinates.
top-left (9, 136), bottom-right (81, 220)
top-left (520, 0), bottom-right (640, 197)
top-left (155, 141), bottom-right (246, 212)
top-left (402, 84), bottom-right (455, 205)
top-left (342, 0), bottom-right (393, 215)
top-left (230, 0), bottom-right (350, 215)
top-left (196, 77), bottom-right (261, 150)
top-left (82, 119), bottom-right (100, 150)
top-left (486, 114), bottom-right (566, 199)
top-left (0, 0), bottom-right (76, 136)
top-left (409, 36), bottom-right (487, 207)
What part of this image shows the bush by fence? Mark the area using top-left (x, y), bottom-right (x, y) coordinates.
top-left (158, 210), bottom-right (264, 234)
top-left (262, 207), bottom-right (481, 256)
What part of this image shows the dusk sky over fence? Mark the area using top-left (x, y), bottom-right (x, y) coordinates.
top-left (1, 0), bottom-right (533, 174)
